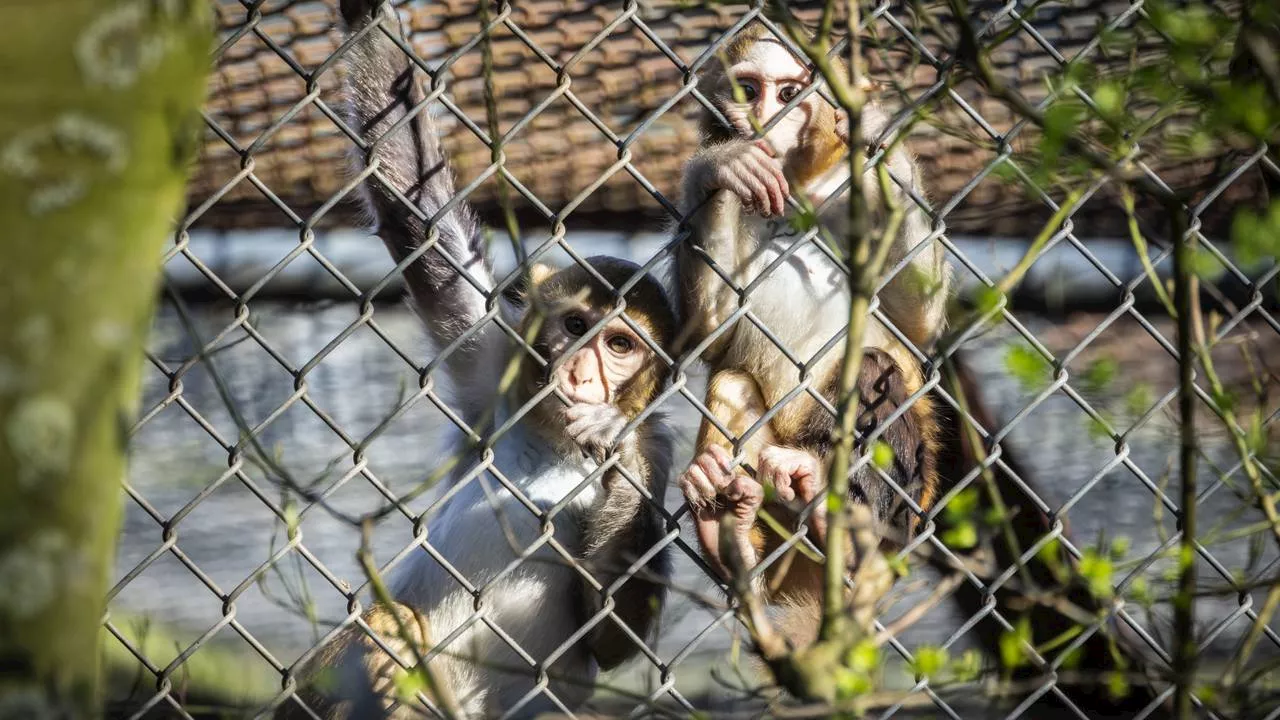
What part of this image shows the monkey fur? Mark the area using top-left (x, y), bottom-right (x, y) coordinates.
top-left (276, 3), bottom-right (676, 717)
top-left (675, 24), bottom-right (951, 608)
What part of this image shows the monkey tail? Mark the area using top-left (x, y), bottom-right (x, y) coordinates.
top-left (338, 1), bottom-right (503, 419)
top-left (339, 0), bottom-right (487, 293)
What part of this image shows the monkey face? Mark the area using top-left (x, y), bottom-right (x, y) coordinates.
top-left (719, 40), bottom-right (815, 157)
top-left (535, 304), bottom-right (650, 406)
top-left (519, 257), bottom-right (674, 414)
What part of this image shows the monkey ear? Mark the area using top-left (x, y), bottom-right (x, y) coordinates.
top-left (529, 262), bottom-right (556, 288)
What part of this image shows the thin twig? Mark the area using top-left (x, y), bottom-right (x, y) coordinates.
top-left (358, 521), bottom-right (463, 720)
top-left (1170, 210), bottom-right (1198, 719)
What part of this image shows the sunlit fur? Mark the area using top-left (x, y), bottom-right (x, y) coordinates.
top-left (277, 3), bottom-right (676, 718)
top-left (674, 23), bottom-right (951, 629)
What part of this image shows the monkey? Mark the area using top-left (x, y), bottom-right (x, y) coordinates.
top-left (275, 2), bottom-right (677, 717)
top-left (673, 24), bottom-right (952, 608)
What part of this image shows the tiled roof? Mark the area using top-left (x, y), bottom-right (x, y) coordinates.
top-left (191, 0), bottom-right (1257, 237)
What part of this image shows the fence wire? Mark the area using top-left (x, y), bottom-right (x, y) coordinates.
top-left (106, 1), bottom-right (1279, 719)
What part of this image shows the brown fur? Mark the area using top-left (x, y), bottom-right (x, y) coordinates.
top-left (276, 603), bottom-right (439, 719)
top-left (698, 350), bottom-right (937, 604)
top-left (679, 22), bottom-right (946, 652)
top-left (317, 3), bottom-right (682, 715)
top-left (698, 24), bottom-right (849, 188)
top-left (519, 255), bottom-right (677, 423)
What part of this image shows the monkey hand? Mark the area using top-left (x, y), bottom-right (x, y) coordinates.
top-left (757, 445), bottom-right (829, 544)
top-left (690, 141), bottom-right (790, 217)
top-left (563, 403), bottom-right (630, 466)
top-left (678, 445), bottom-right (764, 581)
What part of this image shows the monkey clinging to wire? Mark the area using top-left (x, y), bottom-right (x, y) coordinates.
top-left (277, 2), bottom-right (677, 718)
top-left (674, 23), bottom-right (952, 610)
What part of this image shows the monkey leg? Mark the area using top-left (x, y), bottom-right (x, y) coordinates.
top-left (680, 369), bottom-right (777, 583)
top-left (694, 367), bottom-right (777, 464)
top-left (760, 347), bottom-right (939, 602)
top-left (687, 370), bottom-right (829, 597)
top-left (278, 602), bottom-right (447, 720)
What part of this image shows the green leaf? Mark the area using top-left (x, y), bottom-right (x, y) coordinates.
top-left (1005, 343), bottom-right (1052, 392)
top-left (989, 161), bottom-right (1022, 186)
top-left (951, 649), bottom-right (983, 682)
top-left (835, 668), bottom-right (873, 700)
top-left (1124, 383), bottom-right (1153, 418)
top-left (912, 646), bottom-right (950, 678)
top-left (1232, 200), bottom-right (1280, 269)
top-left (1061, 61), bottom-right (1094, 92)
top-left (982, 505), bottom-right (1008, 526)
top-left (1078, 549), bottom-right (1115, 599)
top-left (826, 492), bottom-right (842, 514)
top-left (1110, 536), bottom-right (1131, 559)
top-left (1188, 248), bottom-right (1226, 282)
top-left (1035, 538), bottom-right (1065, 577)
top-left (1128, 576), bottom-right (1152, 606)
top-left (870, 440), bottom-right (895, 471)
top-left (999, 617), bottom-right (1032, 670)
top-left (1087, 413), bottom-right (1114, 442)
top-left (942, 522), bottom-right (978, 550)
top-left (1092, 82), bottom-right (1125, 120)
top-left (846, 640), bottom-right (880, 673)
top-left (1211, 388), bottom-right (1237, 414)
top-left (1081, 357), bottom-right (1118, 394)
top-left (945, 487), bottom-right (980, 518)
top-left (1106, 671), bottom-right (1131, 700)
top-left (1041, 101), bottom-right (1082, 169)
top-left (973, 285), bottom-right (1006, 317)
top-left (761, 483), bottom-right (778, 503)
top-left (394, 667), bottom-right (428, 702)
top-left (788, 205), bottom-right (818, 234)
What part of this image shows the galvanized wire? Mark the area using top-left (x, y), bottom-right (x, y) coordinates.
top-left (107, 1), bottom-right (1280, 718)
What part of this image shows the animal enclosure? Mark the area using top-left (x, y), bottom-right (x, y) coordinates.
top-left (107, 1), bottom-right (1279, 718)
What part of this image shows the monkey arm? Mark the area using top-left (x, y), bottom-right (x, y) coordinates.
top-left (577, 420), bottom-right (673, 671)
top-left (856, 132), bottom-right (952, 351)
top-left (823, 100), bottom-right (952, 351)
top-left (875, 191), bottom-right (952, 351)
top-left (675, 141), bottom-right (785, 358)
top-left (339, 1), bottom-right (505, 412)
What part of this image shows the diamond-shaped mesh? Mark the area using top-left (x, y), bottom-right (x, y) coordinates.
top-left (106, 1), bottom-right (1279, 718)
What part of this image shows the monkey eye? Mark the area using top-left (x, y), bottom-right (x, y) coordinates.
top-left (606, 334), bottom-right (635, 355)
top-left (778, 84), bottom-right (800, 103)
top-left (734, 79), bottom-right (758, 102)
top-left (563, 314), bottom-right (588, 337)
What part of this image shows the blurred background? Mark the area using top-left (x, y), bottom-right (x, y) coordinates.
top-left (105, 0), bottom-right (1279, 717)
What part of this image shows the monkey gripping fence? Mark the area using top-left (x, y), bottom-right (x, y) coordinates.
top-left (107, 1), bottom-right (1279, 718)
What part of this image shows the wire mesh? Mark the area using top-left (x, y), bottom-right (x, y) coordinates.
top-left (106, 1), bottom-right (1280, 719)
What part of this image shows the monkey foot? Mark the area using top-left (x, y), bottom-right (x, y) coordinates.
top-left (678, 445), bottom-right (764, 579)
top-left (757, 445), bottom-right (828, 543)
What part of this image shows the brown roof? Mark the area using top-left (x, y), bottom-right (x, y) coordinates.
top-left (191, 0), bottom-right (1263, 237)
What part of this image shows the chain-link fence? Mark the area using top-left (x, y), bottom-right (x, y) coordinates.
top-left (105, 1), bottom-right (1280, 718)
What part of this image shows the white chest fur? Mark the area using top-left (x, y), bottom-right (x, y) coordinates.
top-left (487, 418), bottom-right (601, 511)
top-left (385, 407), bottom-right (606, 713)
top-left (726, 216), bottom-right (853, 390)
top-left (399, 413), bottom-right (602, 594)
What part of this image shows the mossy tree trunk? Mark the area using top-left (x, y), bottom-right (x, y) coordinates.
top-left (0, 1), bottom-right (212, 715)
